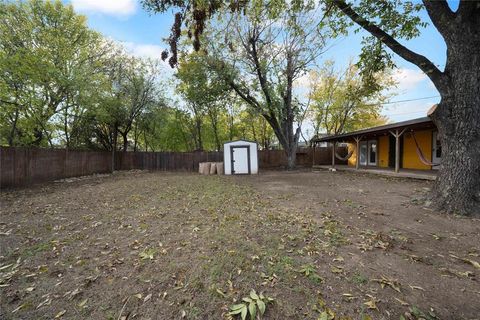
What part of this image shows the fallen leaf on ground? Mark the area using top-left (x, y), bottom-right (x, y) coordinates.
top-left (463, 259), bottom-right (480, 269)
top-left (55, 310), bottom-right (66, 318)
top-left (394, 297), bottom-right (409, 306)
top-left (78, 298), bottom-right (88, 308)
top-left (144, 293), bottom-right (152, 303)
top-left (409, 285), bottom-right (425, 291)
top-left (364, 299), bottom-right (378, 311)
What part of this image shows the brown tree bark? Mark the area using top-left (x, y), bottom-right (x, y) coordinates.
top-left (430, 27), bottom-right (480, 215)
top-left (122, 131), bottom-right (128, 151)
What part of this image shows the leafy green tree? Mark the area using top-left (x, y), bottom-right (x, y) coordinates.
top-left (175, 51), bottom-right (230, 150)
top-left (0, 0), bottom-right (108, 147)
top-left (203, 2), bottom-right (330, 168)
top-left (116, 58), bottom-right (161, 151)
top-left (134, 104), bottom-right (192, 152)
top-left (236, 110), bottom-right (275, 150)
top-left (309, 61), bottom-right (393, 136)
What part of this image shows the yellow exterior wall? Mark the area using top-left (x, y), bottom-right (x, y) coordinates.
top-left (402, 129), bottom-right (433, 170)
top-left (347, 142), bottom-right (356, 167)
top-left (378, 136), bottom-right (389, 167)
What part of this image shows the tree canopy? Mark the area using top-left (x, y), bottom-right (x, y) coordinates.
top-left (309, 61), bottom-right (393, 136)
top-left (0, 0), bottom-right (276, 152)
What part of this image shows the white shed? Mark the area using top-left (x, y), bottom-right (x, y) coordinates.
top-left (224, 140), bottom-right (258, 175)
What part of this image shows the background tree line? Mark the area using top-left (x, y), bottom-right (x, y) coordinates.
top-left (0, 0), bottom-right (277, 152)
top-left (1, 0), bottom-right (389, 155)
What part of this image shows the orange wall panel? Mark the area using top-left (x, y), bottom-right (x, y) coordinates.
top-left (378, 135), bottom-right (389, 167)
top-left (402, 130), bottom-right (432, 170)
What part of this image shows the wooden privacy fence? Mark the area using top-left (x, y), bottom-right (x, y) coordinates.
top-left (114, 151), bottom-right (223, 172)
top-left (0, 147), bottom-right (111, 187)
top-left (0, 146), bottom-right (346, 187)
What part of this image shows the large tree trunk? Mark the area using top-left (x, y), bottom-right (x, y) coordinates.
top-left (228, 115), bottom-right (234, 141)
top-left (195, 117), bottom-right (203, 151)
top-left (122, 132), bottom-right (128, 151)
top-left (8, 108), bottom-right (19, 146)
top-left (133, 122), bottom-right (138, 152)
top-left (209, 111), bottom-right (221, 151)
top-left (430, 31), bottom-right (480, 215)
top-left (285, 145), bottom-right (297, 170)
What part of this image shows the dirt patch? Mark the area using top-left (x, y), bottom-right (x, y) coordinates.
top-left (1, 170), bottom-right (479, 320)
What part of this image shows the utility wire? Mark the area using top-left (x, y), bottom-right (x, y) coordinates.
top-left (379, 95), bottom-right (440, 106)
top-left (384, 110), bottom-right (428, 116)
top-left (381, 95), bottom-right (440, 116)
top-left (310, 95), bottom-right (440, 112)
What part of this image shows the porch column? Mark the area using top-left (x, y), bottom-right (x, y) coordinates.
top-left (331, 141), bottom-right (336, 168)
top-left (354, 136), bottom-right (361, 170)
top-left (389, 128), bottom-right (407, 173)
top-left (395, 131), bottom-right (400, 173)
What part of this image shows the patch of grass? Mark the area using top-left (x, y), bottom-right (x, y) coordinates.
top-left (21, 241), bottom-right (52, 257)
top-left (351, 272), bottom-right (368, 285)
top-left (401, 306), bottom-right (439, 320)
top-left (323, 219), bottom-right (348, 248)
top-left (298, 264), bottom-right (323, 284)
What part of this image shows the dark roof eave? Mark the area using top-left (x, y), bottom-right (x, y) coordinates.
top-left (312, 117), bottom-right (434, 143)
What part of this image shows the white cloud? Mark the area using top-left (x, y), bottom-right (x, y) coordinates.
top-left (122, 42), bottom-right (174, 76)
top-left (392, 68), bottom-right (429, 92)
top-left (293, 73), bottom-right (311, 89)
top-left (71, 0), bottom-right (136, 16)
top-left (123, 42), bottom-right (165, 60)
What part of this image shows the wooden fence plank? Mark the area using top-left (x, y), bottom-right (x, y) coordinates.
top-left (0, 146), bottom-right (346, 188)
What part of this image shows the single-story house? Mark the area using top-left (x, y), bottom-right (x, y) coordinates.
top-left (311, 116), bottom-right (441, 172)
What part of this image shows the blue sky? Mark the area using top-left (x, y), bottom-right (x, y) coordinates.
top-left (65, 0), bottom-right (451, 124)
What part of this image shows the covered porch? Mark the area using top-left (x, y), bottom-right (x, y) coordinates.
top-left (312, 164), bottom-right (437, 180)
top-left (311, 116), bottom-right (441, 179)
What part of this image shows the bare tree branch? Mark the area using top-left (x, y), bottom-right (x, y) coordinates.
top-left (332, 0), bottom-right (445, 90)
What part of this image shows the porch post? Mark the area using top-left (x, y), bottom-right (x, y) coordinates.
top-left (395, 129), bottom-right (400, 173)
top-left (354, 136), bottom-right (360, 170)
top-left (331, 141), bottom-right (335, 168)
top-left (389, 128), bottom-right (407, 174)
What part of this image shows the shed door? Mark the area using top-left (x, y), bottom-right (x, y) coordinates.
top-left (231, 146), bottom-right (250, 174)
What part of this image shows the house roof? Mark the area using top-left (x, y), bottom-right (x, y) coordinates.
top-left (312, 117), bottom-right (435, 143)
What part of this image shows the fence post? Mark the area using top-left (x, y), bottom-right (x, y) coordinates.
top-left (111, 148), bottom-right (114, 173)
top-left (64, 148), bottom-right (68, 178)
top-left (26, 148), bottom-right (31, 185)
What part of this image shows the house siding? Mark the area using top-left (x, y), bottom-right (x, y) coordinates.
top-left (378, 135), bottom-right (389, 168)
top-left (402, 129), bottom-right (433, 170)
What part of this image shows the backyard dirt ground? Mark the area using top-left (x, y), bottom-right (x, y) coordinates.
top-left (0, 170), bottom-right (479, 320)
